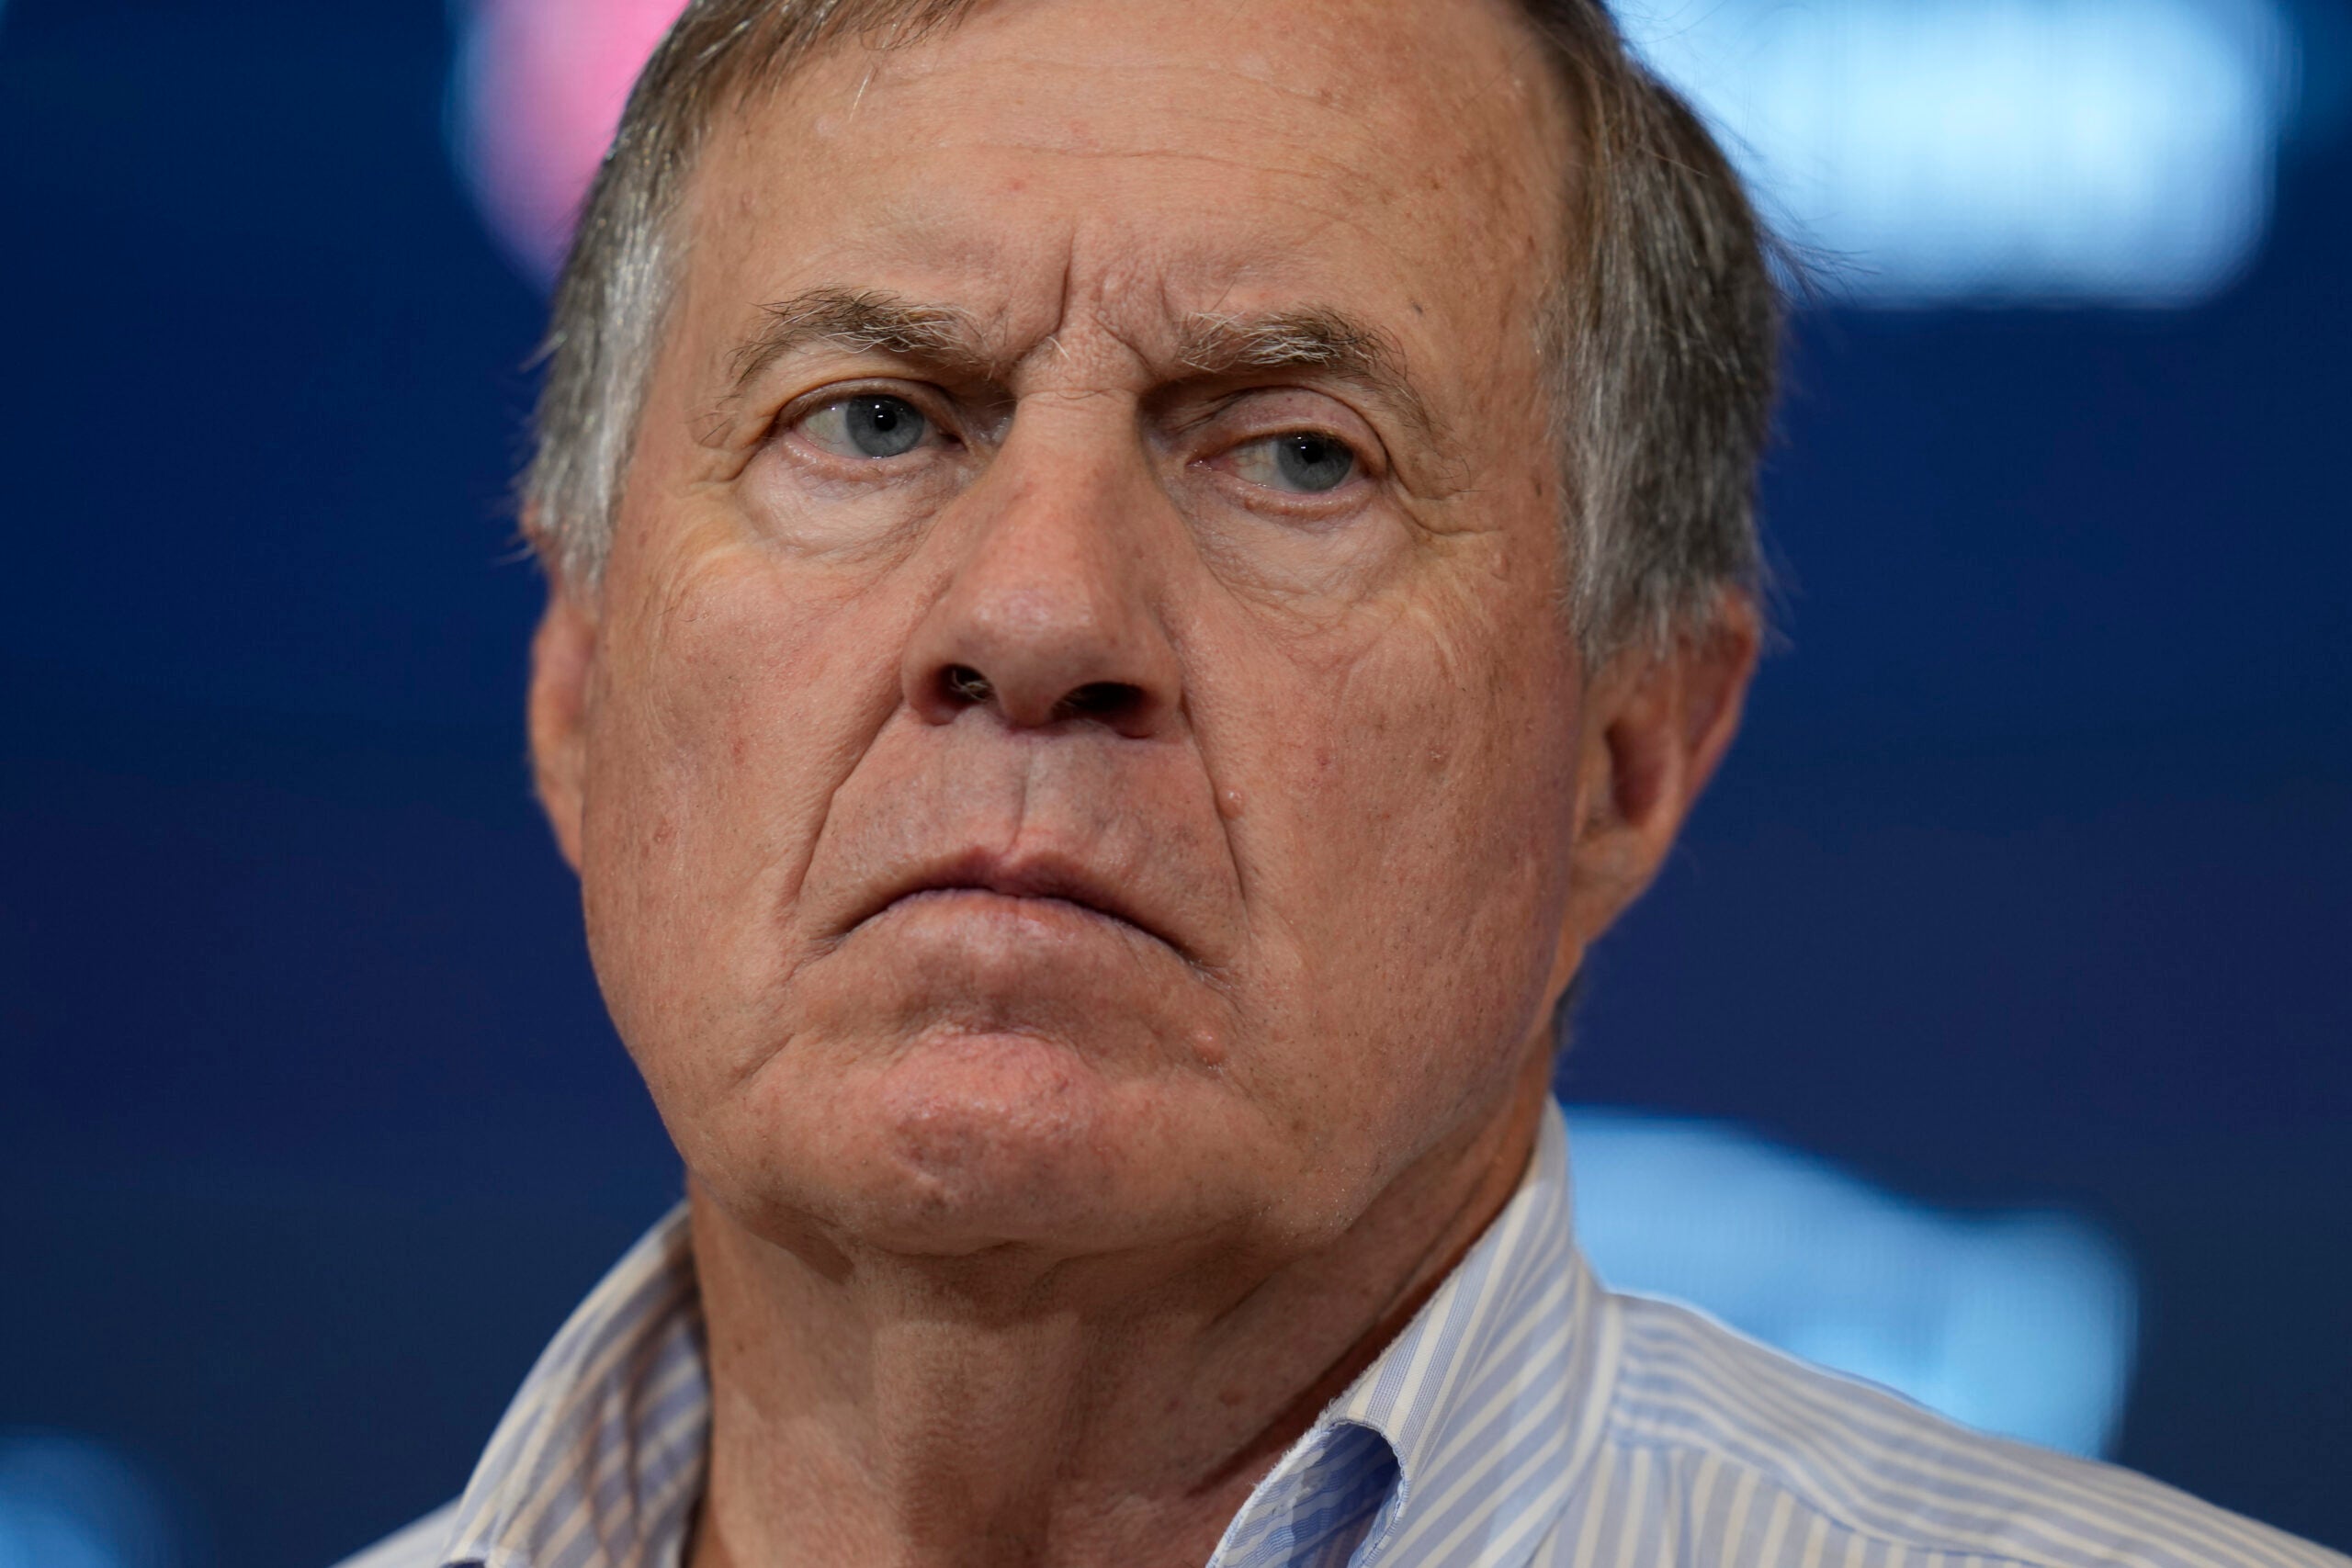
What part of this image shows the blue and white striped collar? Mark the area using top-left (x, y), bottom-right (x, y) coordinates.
top-left (1218, 1102), bottom-right (1612, 1568)
top-left (432, 1100), bottom-right (1603, 1568)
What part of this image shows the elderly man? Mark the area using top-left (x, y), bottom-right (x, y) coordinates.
top-left (345, 0), bottom-right (2341, 1564)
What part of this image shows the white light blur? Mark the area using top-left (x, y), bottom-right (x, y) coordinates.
top-left (1568, 1111), bottom-right (2139, 1456)
top-left (1617, 0), bottom-right (2303, 306)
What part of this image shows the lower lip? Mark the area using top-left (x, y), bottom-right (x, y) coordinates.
top-left (866, 886), bottom-right (1143, 942)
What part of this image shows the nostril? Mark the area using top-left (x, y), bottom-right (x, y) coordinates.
top-left (925, 667), bottom-right (1155, 729)
top-left (1054, 681), bottom-right (1146, 724)
top-left (941, 665), bottom-right (995, 706)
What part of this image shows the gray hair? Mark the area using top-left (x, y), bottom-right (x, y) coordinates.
top-left (524, 0), bottom-right (1779, 655)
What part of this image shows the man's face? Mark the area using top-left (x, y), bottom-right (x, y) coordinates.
top-left (549, 0), bottom-right (1600, 1264)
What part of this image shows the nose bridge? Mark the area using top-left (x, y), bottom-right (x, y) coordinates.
top-left (901, 412), bottom-right (1182, 737)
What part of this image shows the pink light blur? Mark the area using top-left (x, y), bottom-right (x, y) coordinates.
top-left (451, 0), bottom-right (689, 283)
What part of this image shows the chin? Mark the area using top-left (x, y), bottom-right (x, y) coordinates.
top-left (708, 1024), bottom-right (1257, 1261)
top-left (873, 1029), bottom-right (1128, 1239)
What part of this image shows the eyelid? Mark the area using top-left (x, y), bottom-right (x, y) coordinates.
top-left (1190, 388), bottom-right (1388, 476)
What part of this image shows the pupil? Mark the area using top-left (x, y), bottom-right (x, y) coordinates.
top-left (848, 396), bottom-right (922, 457)
top-left (1277, 434), bottom-right (1352, 491)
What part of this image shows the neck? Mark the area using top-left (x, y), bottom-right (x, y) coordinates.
top-left (684, 1045), bottom-right (1556, 1568)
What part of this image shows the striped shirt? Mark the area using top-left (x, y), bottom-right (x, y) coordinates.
top-left (338, 1102), bottom-right (2344, 1568)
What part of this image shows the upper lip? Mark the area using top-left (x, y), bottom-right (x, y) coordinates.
top-left (845, 847), bottom-right (1189, 958)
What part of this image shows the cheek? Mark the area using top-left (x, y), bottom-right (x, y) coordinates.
top-left (1230, 557), bottom-right (1579, 1123)
top-left (577, 545), bottom-right (901, 1107)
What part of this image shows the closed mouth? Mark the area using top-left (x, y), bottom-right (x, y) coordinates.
top-left (848, 852), bottom-right (1190, 962)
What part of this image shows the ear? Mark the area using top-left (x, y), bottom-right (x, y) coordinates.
top-left (1550, 591), bottom-right (1760, 991)
top-left (527, 586), bottom-right (599, 874)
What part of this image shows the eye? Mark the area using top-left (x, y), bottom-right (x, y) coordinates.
top-left (796, 394), bottom-right (934, 459)
top-left (1228, 431), bottom-right (1358, 494)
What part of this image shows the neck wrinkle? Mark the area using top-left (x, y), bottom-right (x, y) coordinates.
top-left (685, 1039), bottom-right (1557, 1568)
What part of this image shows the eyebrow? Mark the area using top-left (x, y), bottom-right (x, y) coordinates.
top-left (719, 287), bottom-right (1441, 448)
top-left (1172, 308), bottom-right (1434, 441)
top-left (724, 287), bottom-right (1000, 395)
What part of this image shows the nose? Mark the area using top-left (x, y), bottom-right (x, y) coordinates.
top-left (900, 434), bottom-right (1182, 740)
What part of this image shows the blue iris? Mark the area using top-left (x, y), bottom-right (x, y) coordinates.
top-left (1273, 433), bottom-right (1353, 492)
top-left (842, 396), bottom-right (926, 457)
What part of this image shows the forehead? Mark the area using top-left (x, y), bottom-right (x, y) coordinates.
top-left (679, 0), bottom-right (1569, 369)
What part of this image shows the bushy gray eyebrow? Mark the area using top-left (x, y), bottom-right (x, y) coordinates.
top-left (1174, 307), bottom-right (1439, 449)
top-left (725, 287), bottom-right (999, 395)
top-left (718, 288), bottom-right (1440, 449)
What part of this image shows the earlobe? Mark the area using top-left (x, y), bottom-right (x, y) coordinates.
top-left (1609, 593), bottom-right (1760, 851)
top-left (527, 589), bottom-right (598, 873)
top-left (1558, 593), bottom-right (1762, 962)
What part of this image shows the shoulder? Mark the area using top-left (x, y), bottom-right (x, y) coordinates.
top-left (1584, 1289), bottom-right (2346, 1568)
top-left (326, 1499), bottom-right (461, 1568)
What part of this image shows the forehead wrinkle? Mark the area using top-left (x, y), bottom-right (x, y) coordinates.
top-left (845, 13), bottom-right (1500, 142)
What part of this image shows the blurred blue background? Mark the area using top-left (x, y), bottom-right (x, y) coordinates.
top-left (3, 1), bottom-right (2347, 1562)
